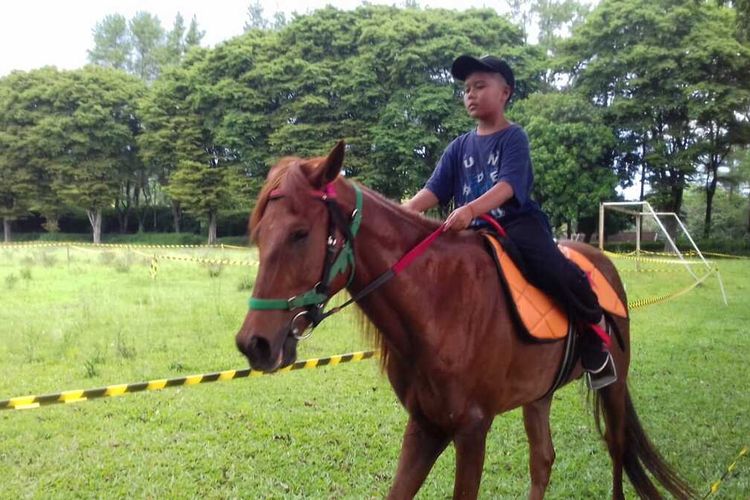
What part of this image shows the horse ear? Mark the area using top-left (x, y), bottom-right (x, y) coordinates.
top-left (311, 140), bottom-right (345, 188)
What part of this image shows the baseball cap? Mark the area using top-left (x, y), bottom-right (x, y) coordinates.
top-left (451, 54), bottom-right (515, 94)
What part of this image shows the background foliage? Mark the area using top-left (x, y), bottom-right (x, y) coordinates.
top-left (1, 1), bottom-right (749, 246)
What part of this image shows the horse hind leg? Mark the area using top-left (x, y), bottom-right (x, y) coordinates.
top-left (522, 396), bottom-right (555, 500)
top-left (596, 380), bottom-right (627, 500)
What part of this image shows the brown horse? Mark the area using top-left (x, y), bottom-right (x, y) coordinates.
top-left (236, 142), bottom-right (694, 499)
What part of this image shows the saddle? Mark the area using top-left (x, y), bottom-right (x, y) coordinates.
top-left (482, 233), bottom-right (627, 341)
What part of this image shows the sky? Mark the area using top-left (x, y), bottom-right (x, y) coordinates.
top-left (0, 0), bottom-right (504, 77)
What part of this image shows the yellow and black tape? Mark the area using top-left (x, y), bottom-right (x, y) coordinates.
top-left (619, 267), bottom-right (687, 274)
top-left (0, 241), bottom-right (251, 251)
top-left (627, 271), bottom-right (713, 310)
top-left (0, 351), bottom-right (378, 411)
top-left (705, 446), bottom-right (748, 497)
top-left (605, 251), bottom-right (708, 266)
top-left (154, 253), bottom-right (256, 267)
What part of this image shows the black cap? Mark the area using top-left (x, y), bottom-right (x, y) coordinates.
top-left (451, 54), bottom-right (515, 91)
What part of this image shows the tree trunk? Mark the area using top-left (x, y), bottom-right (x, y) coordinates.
top-left (207, 210), bottom-right (217, 245)
top-left (704, 172), bottom-right (718, 239)
top-left (171, 199), bottom-right (182, 233)
top-left (662, 179), bottom-right (684, 251)
top-left (3, 217), bottom-right (11, 243)
top-left (639, 143), bottom-right (647, 201)
top-left (87, 209), bottom-right (103, 244)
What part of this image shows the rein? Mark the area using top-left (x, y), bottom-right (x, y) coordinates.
top-left (248, 180), bottom-right (505, 340)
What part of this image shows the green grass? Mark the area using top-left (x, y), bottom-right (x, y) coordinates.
top-left (1, 245), bottom-right (748, 498)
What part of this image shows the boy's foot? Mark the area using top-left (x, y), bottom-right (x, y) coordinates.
top-left (581, 319), bottom-right (618, 390)
top-left (584, 351), bottom-right (617, 390)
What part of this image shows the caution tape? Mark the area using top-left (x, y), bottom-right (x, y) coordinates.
top-left (605, 251), bottom-right (708, 266)
top-left (627, 271), bottom-right (714, 310)
top-left (0, 350), bottom-right (378, 411)
top-left (0, 241), bottom-right (251, 251)
top-left (149, 253), bottom-right (256, 267)
top-left (619, 267), bottom-right (688, 274)
top-left (704, 446), bottom-right (748, 498)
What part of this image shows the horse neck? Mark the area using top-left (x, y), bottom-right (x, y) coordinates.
top-left (335, 178), bottom-right (441, 357)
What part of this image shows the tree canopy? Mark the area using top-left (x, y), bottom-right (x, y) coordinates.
top-left (1, 3), bottom-right (749, 245)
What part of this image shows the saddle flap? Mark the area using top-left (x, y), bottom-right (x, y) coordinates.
top-left (483, 234), bottom-right (628, 342)
top-left (484, 234), bottom-right (569, 340)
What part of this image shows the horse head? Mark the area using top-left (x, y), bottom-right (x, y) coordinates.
top-left (236, 141), bottom-right (348, 371)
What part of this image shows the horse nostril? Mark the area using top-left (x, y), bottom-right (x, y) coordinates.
top-left (246, 335), bottom-right (272, 369)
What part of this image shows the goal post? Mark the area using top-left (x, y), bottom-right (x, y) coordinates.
top-left (598, 201), bottom-right (728, 304)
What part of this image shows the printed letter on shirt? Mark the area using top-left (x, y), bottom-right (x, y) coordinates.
top-left (463, 156), bottom-right (475, 169)
top-left (488, 150), bottom-right (499, 166)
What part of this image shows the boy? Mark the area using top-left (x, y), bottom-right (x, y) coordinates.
top-left (404, 54), bottom-right (616, 390)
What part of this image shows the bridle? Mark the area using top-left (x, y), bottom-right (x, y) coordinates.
top-left (248, 181), bottom-right (363, 340)
top-left (247, 178), bottom-right (506, 341)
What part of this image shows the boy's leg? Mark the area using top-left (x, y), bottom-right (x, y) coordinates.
top-left (502, 212), bottom-right (616, 389)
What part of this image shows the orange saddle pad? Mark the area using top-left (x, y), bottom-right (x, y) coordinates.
top-left (483, 234), bottom-right (627, 340)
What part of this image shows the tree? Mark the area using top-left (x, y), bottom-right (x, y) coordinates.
top-left (46, 67), bottom-right (145, 243)
top-left (510, 91), bottom-right (618, 239)
top-left (531, 0), bottom-right (588, 56)
top-left (138, 60), bottom-right (210, 233)
top-left (89, 12), bottom-right (204, 81)
top-left (141, 51), bottom-right (239, 244)
top-left (244, 0), bottom-right (269, 31)
top-left (128, 12), bottom-right (165, 82)
top-left (0, 68), bottom-right (68, 241)
top-left (683, 6), bottom-right (750, 237)
top-left (87, 14), bottom-right (131, 71)
top-left (208, 6), bottom-right (543, 202)
top-left (185, 15), bottom-right (205, 47)
top-left (561, 0), bottom-right (750, 239)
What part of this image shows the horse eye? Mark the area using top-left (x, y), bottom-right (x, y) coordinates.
top-left (290, 229), bottom-right (309, 243)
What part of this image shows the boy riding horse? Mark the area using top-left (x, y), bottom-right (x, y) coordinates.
top-left (404, 55), bottom-right (616, 389)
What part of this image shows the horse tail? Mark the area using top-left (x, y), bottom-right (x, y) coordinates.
top-left (593, 386), bottom-right (695, 499)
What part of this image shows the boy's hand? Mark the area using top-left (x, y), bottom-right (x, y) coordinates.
top-left (443, 205), bottom-right (476, 232)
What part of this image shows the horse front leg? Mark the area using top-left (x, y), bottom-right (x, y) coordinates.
top-left (452, 412), bottom-right (491, 499)
top-left (522, 397), bottom-right (555, 500)
top-left (387, 416), bottom-right (449, 500)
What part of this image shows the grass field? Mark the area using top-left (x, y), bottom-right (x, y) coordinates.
top-left (1, 243), bottom-right (748, 498)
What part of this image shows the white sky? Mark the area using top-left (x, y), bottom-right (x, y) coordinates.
top-left (0, 0), bottom-right (505, 77)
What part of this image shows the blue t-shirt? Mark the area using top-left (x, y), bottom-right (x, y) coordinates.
top-left (425, 124), bottom-right (540, 223)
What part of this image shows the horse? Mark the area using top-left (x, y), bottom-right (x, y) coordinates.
top-left (235, 141), bottom-right (694, 499)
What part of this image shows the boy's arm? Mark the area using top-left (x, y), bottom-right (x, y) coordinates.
top-left (443, 181), bottom-right (513, 231)
top-left (467, 181), bottom-right (514, 216)
top-left (403, 189), bottom-right (439, 213)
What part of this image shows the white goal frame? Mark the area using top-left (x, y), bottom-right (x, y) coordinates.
top-left (598, 201), bottom-right (727, 304)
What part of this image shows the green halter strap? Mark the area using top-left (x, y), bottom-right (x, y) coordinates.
top-left (248, 183), bottom-right (363, 314)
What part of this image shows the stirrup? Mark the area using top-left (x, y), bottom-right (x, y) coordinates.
top-left (585, 352), bottom-right (617, 390)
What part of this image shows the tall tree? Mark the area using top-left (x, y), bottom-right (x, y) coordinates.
top-left (244, 0), bottom-right (269, 31)
top-left (87, 14), bottom-right (131, 71)
top-left (89, 12), bottom-right (204, 81)
top-left (561, 0), bottom-right (750, 238)
top-left (128, 12), bottom-right (165, 82)
top-left (163, 13), bottom-right (186, 66)
top-left (185, 15), bottom-right (205, 48)
top-left (684, 6), bottom-right (750, 237)
top-left (0, 68), bottom-right (67, 241)
top-left (46, 67), bottom-right (145, 243)
top-left (510, 91), bottom-right (618, 239)
top-left (531, 0), bottom-right (588, 55)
